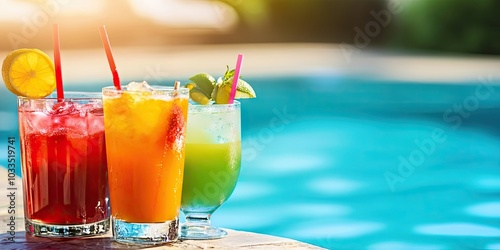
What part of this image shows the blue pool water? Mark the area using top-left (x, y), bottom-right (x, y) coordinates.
top-left (2, 74), bottom-right (500, 249)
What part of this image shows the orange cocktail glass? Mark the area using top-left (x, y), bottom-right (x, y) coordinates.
top-left (102, 85), bottom-right (189, 245)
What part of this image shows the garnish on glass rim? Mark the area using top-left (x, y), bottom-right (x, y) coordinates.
top-left (1, 24), bottom-right (65, 99)
top-left (2, 48), bottom-right (56, 98)
top-left (185, 66), bottom-right (256, 105)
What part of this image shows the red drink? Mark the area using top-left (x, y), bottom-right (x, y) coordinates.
top-left (18, 93), bottom-right (110, 237)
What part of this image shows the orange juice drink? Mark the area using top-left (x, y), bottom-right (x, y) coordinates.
top-left (102, 83), bottom-right (189, 245)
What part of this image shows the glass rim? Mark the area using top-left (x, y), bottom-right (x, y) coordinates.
top-left (17, 91), bottom-right (102, 101)
top-left (188, 100), bottom-right (240, 107)
top-left (102, 85), bottom-right (189, 94)
top-left (188, 100), bottom-right (240, 114)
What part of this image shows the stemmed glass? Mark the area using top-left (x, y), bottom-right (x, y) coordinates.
top-left (180, 101), bottom-right (241, 239)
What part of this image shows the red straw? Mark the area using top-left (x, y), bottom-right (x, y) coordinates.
top-left (98, 25), bottom-right (121, 90)
top-left (53, 24), bottom-right (64, 101)
top-left (228, 54), bottom-right (244, 104)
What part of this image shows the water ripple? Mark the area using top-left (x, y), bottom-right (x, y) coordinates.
top-left (308, 177), bottom-right (362, 195)
top-left (415, 223), bottom-right (500, 237)
top-left (258, 154), bottom-right (329, 174)
top-left (368, 241), bottom-right (446, 250)
top-left (286, 203), bottom-right (351, 217)
top-left (284, 221), bottom-right (385, 239)
top-left (466, 202), bottom-right (500, 218)
top-left (474, 178), bottom-right (500, 190)
top-left (486, 243), bottom-right (500, 250)
top-left (229, 181), bottom-right (277, 202)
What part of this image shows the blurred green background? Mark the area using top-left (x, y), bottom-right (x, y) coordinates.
top-left (1, 0), bottom-right (499, 55)
top-left (217, 0), bottom-right (500, 55)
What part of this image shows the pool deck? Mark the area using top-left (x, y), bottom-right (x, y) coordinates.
top-left (0, 167), bottom-right (324, 249)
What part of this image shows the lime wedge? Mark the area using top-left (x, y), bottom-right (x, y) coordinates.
top-left (211, 83), bottom-right (219, 100)
top-left (231, 78), bottom-right (256, 99)
top-left (215, 77), bottom-right (256, 104)
top-left (215, 84), bottom-right (231, 104)
top-left (185, 82), bottom-right (196, 90)
top-left (189, 73), bottom-right (215, 97)
top-left (187, 68), bottom-right (256, 104)
top-left (185, 82), bottom-right (211, 105)
top-left (190, 88), bottom-right (211, 105)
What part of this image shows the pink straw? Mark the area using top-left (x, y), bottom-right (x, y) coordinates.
top-left (98, 25), bottom-right (121, 90)
top-left (228, 54), bottom-right (244, 104)
top-left (53, 24), bottom-right (64, 101)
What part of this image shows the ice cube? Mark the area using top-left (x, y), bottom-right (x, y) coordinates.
top-left (81, 103), bottom-right (103, 116)
top-left (86, 107), bottom-right (105, 136)
top-left (126, 81), bottom-right (154, 92)
top-left (22, 111), bottom-right (49, 134)
top-left (50, 101), bottom-right (79, 116)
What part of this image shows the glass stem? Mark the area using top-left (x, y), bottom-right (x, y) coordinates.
top-left (184, 213), bottom-right (212, 228)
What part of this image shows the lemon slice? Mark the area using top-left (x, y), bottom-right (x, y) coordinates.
top-left (2, 48), bottom-right (56, 98)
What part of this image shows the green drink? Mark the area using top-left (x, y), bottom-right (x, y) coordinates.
top-left (181, 101), bottom-right (241, 239)
top-left (182, 142), bottom-right (241, 211)
top-left (180, 66), bottom-right (256, 240)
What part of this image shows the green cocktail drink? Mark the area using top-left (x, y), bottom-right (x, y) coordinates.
top-left (181, 101), bottom-right (241, 239)
top-left (180, 64), bottom-right (256, 240)
top-left (182, 142), bottom-right (241, 210)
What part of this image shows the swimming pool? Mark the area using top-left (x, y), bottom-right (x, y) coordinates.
top-left (2, 74), bottom-right (500, 249)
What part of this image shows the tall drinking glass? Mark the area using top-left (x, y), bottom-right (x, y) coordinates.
top-left (18, 92), bottom-right (110, 237)
top-left (181, 101), bottom-right (241, 239)
top-left (102, 86), bottom-right (189, 245)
